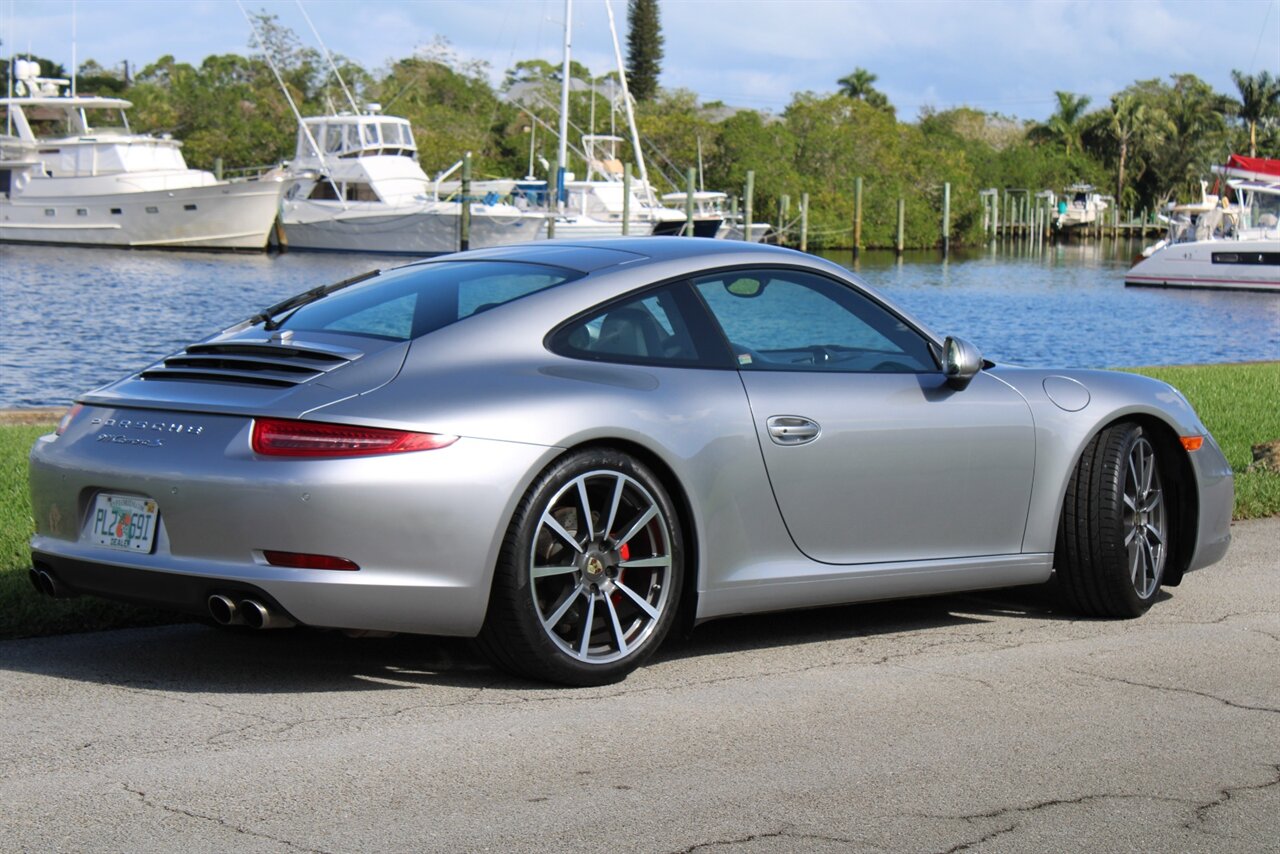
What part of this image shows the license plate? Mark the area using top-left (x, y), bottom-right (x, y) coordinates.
top-left (88, 494), bottom-right (159, 553)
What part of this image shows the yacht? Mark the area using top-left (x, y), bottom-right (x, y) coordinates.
top-left (280, 110), bottom-right (548, 253)
top-left (545, 135), bottom-right (686, 238)
top-left (659, 188), bottom-right (772, 241)
top-left (1053, 184), bottom-right (1109, 230)
top-left (1125, 155), bottom-right (1279, 293)
top-left (0, 60), bottom-right (285, 250)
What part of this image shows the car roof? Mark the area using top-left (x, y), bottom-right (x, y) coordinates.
top-left (420, 237), bottom-right (805, 274)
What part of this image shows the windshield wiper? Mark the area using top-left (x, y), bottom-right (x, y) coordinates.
top-left (248, 269), bottom-right (382, 332)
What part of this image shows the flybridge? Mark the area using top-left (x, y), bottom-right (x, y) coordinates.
top-left (295, 112), bottom-right (418, 162)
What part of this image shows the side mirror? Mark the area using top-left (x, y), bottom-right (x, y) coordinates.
top-left (942, 336), bottom-right (983, 391)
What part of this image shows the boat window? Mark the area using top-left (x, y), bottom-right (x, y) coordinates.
top-left (324, 125), bottom-right (344, 153)
top-left (344, 182), bottom-right (379, 202)
top-left (275, 261), bottom-right (583, 342)
top-left (380, 122), bottom-right (402, 148)
top-left (307, 180), bottom-right (341, 201)
top-left (345, 124), bottom-right (362, 150)
top-left (693, 268), bottom-right (937, 373)
top-left (362, 122), bottom-right (380, 146)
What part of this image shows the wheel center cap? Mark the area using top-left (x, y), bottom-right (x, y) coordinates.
top-left (585, 555), bottom-right (606, 579)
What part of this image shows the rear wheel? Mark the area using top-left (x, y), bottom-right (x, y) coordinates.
top-left (1055, 422), bottom-right (1171, 617)
top-left (477, 448), bottom-right (682, 686)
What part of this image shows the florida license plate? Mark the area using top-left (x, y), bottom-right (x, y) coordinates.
top-left (89, 493), bottom-right (159, 553)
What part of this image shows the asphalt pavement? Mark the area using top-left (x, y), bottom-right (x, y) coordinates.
top-left (2, 518), bottom-right (1277, 853)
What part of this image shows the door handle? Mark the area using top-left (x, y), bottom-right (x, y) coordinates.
top-left (766, 415), bottom-right (821, 445)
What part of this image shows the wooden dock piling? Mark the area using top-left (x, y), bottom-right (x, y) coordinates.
top-left (896, 198), bottom-right (905, 255)
top-left (622, 163), bottom-right (632, 236)
top-left (460, 151), bottom-right (472, 251)
top-left (854, 176), bottom-right (863, 258)
top-left (744, 170), bottom-right (755, 244)
top-left (800, 192), bottom-right (809, 253)
top-left (941, 182), bottom-right (951, 257)
top-left (547, 156), bottom-right (558, 239)
top-left (684, 167), bottom-right (696, 237)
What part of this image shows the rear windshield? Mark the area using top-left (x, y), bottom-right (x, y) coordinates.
top-left (277, 261), bottom-right (580, 341)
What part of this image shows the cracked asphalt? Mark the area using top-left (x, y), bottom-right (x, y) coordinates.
top-left (2, 518), bottom-right (1277, 853)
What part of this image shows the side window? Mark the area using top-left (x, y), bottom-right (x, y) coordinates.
top-left (551, 285), bottom-right (709, 366)
top-left (693, 269), bottom-right (938, 373)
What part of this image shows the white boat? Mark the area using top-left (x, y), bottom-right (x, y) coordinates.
top-left (543, 134), bottom-right (686, 238)
top-left (0, 60), bottom-right (285, 250)
top-left (1126, 155), bottom-right (1280, 293)
top-left (280, 110), bottom-right (548, 254)
top-left (1053, 184), bottom-right (1109, 229)
top-left (659, 189), bottom-right (772, 241)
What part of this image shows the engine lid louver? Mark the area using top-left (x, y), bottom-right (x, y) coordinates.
top-left (140, 340), bottom-right (362, 388)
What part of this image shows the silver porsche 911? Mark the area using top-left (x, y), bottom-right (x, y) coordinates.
top-left (28, 238), bottom-right (1233, 685)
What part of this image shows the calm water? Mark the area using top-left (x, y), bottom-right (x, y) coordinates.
top-left (2, 240), bottom-right (1277, 407)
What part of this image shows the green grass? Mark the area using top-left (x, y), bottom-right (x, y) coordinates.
top-left (1129, 362), bottom-right (1280, 520)
top-left (1, 361), bottom-right (1276, 639)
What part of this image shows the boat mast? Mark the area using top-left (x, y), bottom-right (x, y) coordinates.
top-left (604, 0), bottom-right (652, 204)
top-left (557, 0), bottom-right (572, 211)
top-left (295, 0), bottom-right (359, 113)
top-left (237, 1), bottom-right (343, 204)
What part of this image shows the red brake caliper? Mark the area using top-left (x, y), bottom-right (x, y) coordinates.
top-left (612, 543), bottom-right (630, 606)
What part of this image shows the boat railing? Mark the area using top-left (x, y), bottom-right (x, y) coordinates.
top-left (220, 163), bottom-right (286, 183)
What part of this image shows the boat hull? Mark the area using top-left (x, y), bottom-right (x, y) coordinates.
top-left (1125, 239), bottom-right (1280, 292)
top-left (281, 203), bottom-right (549, 254)
top-left (0, 180), bottom-right (284, 250)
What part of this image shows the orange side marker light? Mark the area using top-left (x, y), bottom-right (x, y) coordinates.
top-left (1180, 436), bottom-right (1204, 451)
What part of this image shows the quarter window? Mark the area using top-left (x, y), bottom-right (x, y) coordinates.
top-left (693, 269), bottom-right (937, 373)
top-left (551, 285), bottom-right (709, 366)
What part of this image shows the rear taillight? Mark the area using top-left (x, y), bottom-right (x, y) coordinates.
top-left (263, 550), bottom-right (359, 571)
top-left (251, 418), bottom-right (457, 457)
top-left (55, 403), bottom-right (84, 436)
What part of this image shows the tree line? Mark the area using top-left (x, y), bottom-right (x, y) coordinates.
top-left (4, 16), bottom-right (1277, 250)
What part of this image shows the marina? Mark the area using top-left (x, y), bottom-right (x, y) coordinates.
top-left (2, 239), bottom-right (1276, 408)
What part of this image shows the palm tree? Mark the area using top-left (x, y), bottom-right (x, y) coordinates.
top-left (838, 68), bottom-right (878, 101)
top-left (1230, 70), bottom-right (1280, 157)
top-left (1105, 94), bottom-right (1146, 204)
top-left (1042, 91), bottom-right (1092, 156)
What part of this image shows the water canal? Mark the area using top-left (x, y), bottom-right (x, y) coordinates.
top-left (2, 239), bottom-right (1277, 407)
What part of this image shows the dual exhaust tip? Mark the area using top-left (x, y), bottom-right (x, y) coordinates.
top-left (208, 594), bottom-right (295, 630)
top-left (29, 567), bottom-right (73, 599)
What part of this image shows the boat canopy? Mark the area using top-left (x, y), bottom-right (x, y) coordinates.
top-left (1216, 155), bottom-right (1280, 182)
top-left (296, 115), bottom-right (417, 161)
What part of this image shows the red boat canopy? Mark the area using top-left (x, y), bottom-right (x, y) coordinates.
top-left (1220, 155), bottom-right (1280, 179)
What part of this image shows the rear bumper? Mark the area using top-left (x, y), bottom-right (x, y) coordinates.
top-left (28, 411), bottom-right (561, 636)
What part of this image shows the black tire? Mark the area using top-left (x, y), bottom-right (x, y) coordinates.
top-left (1055, 422), bottom-right (1172, 618)
top-left (476, 448), bottom-right (683, 686)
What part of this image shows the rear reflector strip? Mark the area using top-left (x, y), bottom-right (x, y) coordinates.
top-left (252, 418), bottom-right (457, 457)
top-left (263, 550), bottom-right (360, 571)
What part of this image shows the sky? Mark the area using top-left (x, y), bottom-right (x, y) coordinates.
top-left (3, 0), bottom-right (1279, 122)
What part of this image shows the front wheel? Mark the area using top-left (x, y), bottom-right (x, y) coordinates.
top-left (477, 448), bottom-right (683, 686)
top-left (1055, 422), bottom-right (1172, 617)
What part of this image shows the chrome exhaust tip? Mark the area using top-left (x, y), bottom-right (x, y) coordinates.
top-left (207, 594), bottom-right (244, 626)
top-left (239, 599), bottom-right (296, 630)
